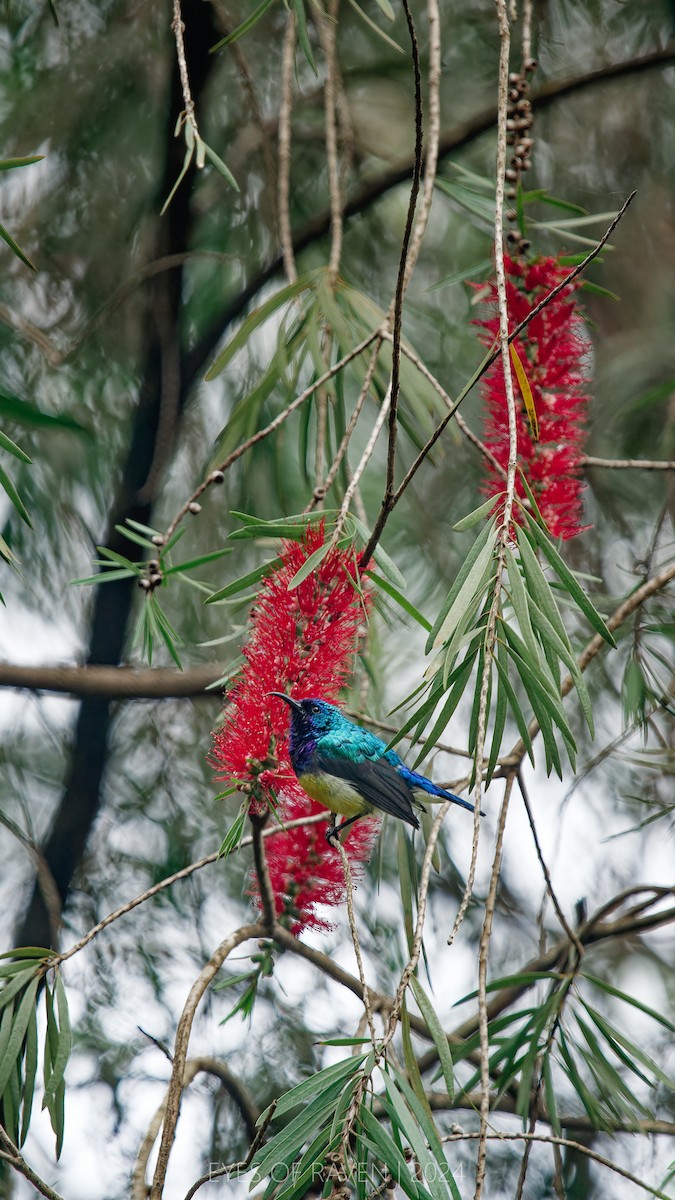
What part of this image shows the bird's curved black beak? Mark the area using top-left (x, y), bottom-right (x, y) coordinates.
top-left (268, 691), bottom-right (303, 714)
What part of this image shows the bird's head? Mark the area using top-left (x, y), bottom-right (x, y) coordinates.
top-left (269, 693), bottom-right (341, 737)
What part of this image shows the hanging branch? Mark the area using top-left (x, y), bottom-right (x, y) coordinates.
top-left (278, 10), bottom-right (298, 284)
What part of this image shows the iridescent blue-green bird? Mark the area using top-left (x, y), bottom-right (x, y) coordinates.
top-left (270, 693), bottom-right (477, 844)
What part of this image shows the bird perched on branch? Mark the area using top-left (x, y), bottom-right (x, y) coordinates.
top-left (269, 694), bottom-right (477, 844)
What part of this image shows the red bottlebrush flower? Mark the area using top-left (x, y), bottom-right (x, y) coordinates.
top-left (211, 523), bottom-right (378, 934)
top-left (476, 255), bottom-right (591, 540)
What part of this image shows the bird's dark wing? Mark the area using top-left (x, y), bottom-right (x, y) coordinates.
top-left (315, 751), bottom-right (420, 829)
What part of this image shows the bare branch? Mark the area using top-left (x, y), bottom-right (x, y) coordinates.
top-left (0, 1125), bottom-right (65, 1200)
top-left (149, 923), bottom-right (265, 1200)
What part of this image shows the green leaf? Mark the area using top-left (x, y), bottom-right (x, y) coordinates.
top-left (409, 976), bottom-right (454, 1100)
top-left (366, 571), bottom-right (431, 632)
top-left (413, 651), bottom-right (478, 766)
top-left (292, 0), bottom-right (317, 73)
top-left (0, 156), bottom-right (45, 171)
top-left (252, 1080), bottom-right (351, 1184)
top-left (486, 640), bottom-right (508, 785)
top-left (528, 595), bottom-right (595, 737)
top-left (582, 973), bottom-right (675, 1034)
top-left (160, 138), bottom-right (194, 216)
top-left (287, 541), bottom-right (333, 589)
top-left (206, 557), bottom-right (283, 603)
top-left (397, 828), bottom-right (415, 957)
top-left (0, 462), bottom-right (31, 526)
top-left (218, 804), bottom-right (248, 857)
top-left (493, 653), bottom-right (534, 766)
top-left (358, 1105), bottom-right (425, 1200)
top-left (271, 1054), bottom-right (367, 1119)
top-left (401, 1000), bottom-right (432, 1117)
top-left (426, 519), bottom-right (496, 652)
top-left (0, 968), bottom-right (39, 1013)
top-left (428, 258), bottom-right (493, 294)
top-left (384, 1068), bottom-right (461, 1200)
top-left (202, 141), bottom-right (239, 190)
top-left (0, 221), bottom-right (37, 271)
top-left (505, 546), bottom-right (540, 666)
top-left (206, 276), bottom-right (318, 382)
top-left (514, 527), bottom-right (572, 651)
top-left (452, 496), bottom-right (499, 532)
top-left (344, 0), bottom-right (403, 52)
top-left (210, 0), bottom-right (276, 50)
top-left (0, 392), bottom-right (90, 438)
top-left (528, 519), bottom-right (616, 647)
top-left (0, 974), bottom-right (39, 1099)
top-left (114, 523), bottom-right (157, 550)
top-left (19, 1002), bottom-right (38, 1146)
top-left (0, 430), bottom-right (31, 463)
top-left (43, 970), bottom-right (71, 1108)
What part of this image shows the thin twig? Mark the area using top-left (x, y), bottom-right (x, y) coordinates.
top-left (0, 1125), bottom-right (65, 1200)
top-left (183, 1101), bottom-right (277, 1200)
top-left (278, 10), bottom-right (297, 284)
top-left (442, 1129), bottom-right (674, 1200)
top-left (172, 0), bottom-right (199, 140)
top-left (46, 814), bottom-right (327, 970)
top-left (149, 923), bottom-right (266, 1200)
top-left (163, 329), bottom-right (379, 543)
top-left (332, 836), bottom-right (377, 1044)
top-left (317, 0), bottom-right (343, 285)
top-left (581, 455), bottom-right (675, 471)
top-left (250, 812), bottom-right (277, 931)
top-left (517, 772), bottom-right (584, 956)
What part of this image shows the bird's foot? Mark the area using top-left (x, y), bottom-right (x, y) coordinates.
top-left (326, 823), bottom-right (341, 847)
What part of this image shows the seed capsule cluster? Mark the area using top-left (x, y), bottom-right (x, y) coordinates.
top-left (505, 59), bottom-right (537, 259)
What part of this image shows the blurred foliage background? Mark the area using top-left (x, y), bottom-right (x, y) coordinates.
top-left (0, 1), bottom-right (674, 1197)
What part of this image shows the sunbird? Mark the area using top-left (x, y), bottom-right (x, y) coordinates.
top-left (270, 694), bottom-right (477, 844)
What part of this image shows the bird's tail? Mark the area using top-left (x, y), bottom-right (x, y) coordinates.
top-left (399, 766), bottom-right (478, 815)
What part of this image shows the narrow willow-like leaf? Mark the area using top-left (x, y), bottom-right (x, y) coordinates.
top-left (344, 0), bottom-right (404, 51)
top-left (267, 1053), bottom-right (368, 1120)
top-left (386, 1067), bottom-right (461, 1200)
top-left (366, 571), bottom-right (431, 631)
top-left (0, 967), bottom-right (38, 1013)
top-left (409, 976), bottom-right (454, 1100)
top-left (202, 141), bottom-right (239, 190)
top-left (580, 999), bottom-right (674, 1089)
top-left (286, 541), bottom-right (334, 589)
top-left (557, 1028), bottom-right (609, 1130)
top-left (509, 342), bottom-right (538, 441)
top-left (42, 971), bottom-right (71, 1114)
top-left (528, 519), bottom-right (616, 647)
top-left (206, 557), bottom-right (283, 603)
top-left (206, 273), bottom-right (318, 381)
top-left (252, 1074), bottom-right (358, 1184)
top-left (0, 975), bottom-right (39, 1099)
top-left (505, 546), bottom-right (540, 666)
top-left (582, 973), bottom-right (675, 1033)
top-left (515, 526), bottom-right (572, 650)
top-left (210, 0), bottom-right (275, 50)
top-left (413, 651), bottom-right (477, 767)
top-left (397, 828), bottom-right (415, 957)
top-left (20, 1003), bottom-right (38, 1142)
top-left (0, 221), bottom-right (37, 271)
top-left (433, 540), bottom-right (496, 652)
top-left (401, 1000), bottom-right (432, 1117)
top-left (218, 805), bottom-right (247, 858)
top-left (358, 1106), bottom-right (424, 1200)
top-left (493, 653), bottom-right (535, 765)
top-left (452, 497), bottom-right (499, 532)
top-left (528, 595), bottom-right (595, 736)
top-left (0, 430), bottom-right (31, 462)
top-left (486, 639), bottom-right (508, 785)
top-left (426, 518), bottom-right (496, 652)
top-left (0, 463), bottom-right (31, 526)
top-left (542, 1053), bottom-right (561, 1135)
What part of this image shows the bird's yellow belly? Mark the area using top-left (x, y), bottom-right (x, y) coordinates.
top-left (297, 772), bottom-right (370, 818)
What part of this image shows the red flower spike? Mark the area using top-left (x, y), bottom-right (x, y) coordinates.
top-left (211, 524), bottom-right (378, 934)
top-left (476, 255), bottom-right (591, 540)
